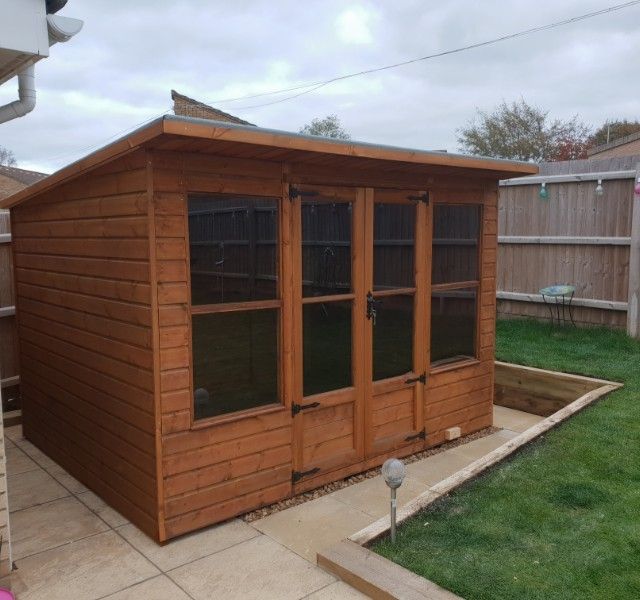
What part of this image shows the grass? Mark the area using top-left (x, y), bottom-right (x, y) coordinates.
top-left (373, 319), bottom-right (640, 600)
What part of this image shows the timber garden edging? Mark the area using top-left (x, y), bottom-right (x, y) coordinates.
top-left (317, 362), bottom-right (622, 599)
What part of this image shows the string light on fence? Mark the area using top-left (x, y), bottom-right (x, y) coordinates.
top-left (595, 179), bottom-right (604, 197)
top-left (539, 182), bottom-right (549, 200)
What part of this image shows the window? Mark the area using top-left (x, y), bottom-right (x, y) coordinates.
top-left (372, 202), bottom-right (416, 380)
top-left (301, 196), bottom-right (354, 395)
top-left (431, 204), bottom-right (481, 367)
top-left (188, 194), bottom-right (281, 419)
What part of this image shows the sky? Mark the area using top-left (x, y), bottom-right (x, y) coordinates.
top-left (1, 0), bottom-right (639, 174)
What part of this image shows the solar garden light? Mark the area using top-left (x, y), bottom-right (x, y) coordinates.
top-left (382, 458), bottom-right (406, 543)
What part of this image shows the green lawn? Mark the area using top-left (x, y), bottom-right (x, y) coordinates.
top-left (373, 319), bottom-right (640, 600)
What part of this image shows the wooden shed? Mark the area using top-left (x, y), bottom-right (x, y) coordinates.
top-left (1, 116), bottom-right (536, 542)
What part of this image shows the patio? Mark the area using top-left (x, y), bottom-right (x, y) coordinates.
top-left (0, 405), bottom-right (539, 600)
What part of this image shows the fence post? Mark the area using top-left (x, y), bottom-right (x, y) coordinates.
top-left (628, 163), bottom-right (640, 338)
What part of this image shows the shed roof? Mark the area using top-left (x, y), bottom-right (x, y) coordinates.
top-left (0, 115), bottom-right (538, 209)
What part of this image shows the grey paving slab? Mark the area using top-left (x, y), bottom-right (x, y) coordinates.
top-left (118, 518), bottom-right (260, 572)
top-left (8, 530), bottom-right (159, 600)
top-left (168, 535), bottom-right (335, 600)
top-left (11, 496), bottom-right (109, 559)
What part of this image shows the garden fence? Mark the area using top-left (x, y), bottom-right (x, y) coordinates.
top-left (497, 155), bottom-right (640, 336)
top-left (0, 210), bottom-right (18, 393)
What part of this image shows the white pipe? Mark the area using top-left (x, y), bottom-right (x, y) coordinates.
top-left (0, 65), bottom-right (36, 124)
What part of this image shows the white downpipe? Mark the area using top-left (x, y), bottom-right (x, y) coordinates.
top-left (0, 65), bottom-right (36, 124)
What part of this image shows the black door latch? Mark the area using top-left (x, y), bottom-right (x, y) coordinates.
top-left (292, 401), bottom-right (320, 416)
top-left (405, 428), bottom-right (426, 442)
top-left (292, 467), bottom-right (321, 483)
top-left (405, 373), bottom-right (426, 385)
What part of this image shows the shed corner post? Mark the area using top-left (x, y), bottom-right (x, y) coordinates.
top-left (627, 163), bottom-right (640, 339)
top-left (145, 148), bottom-right (167, 541)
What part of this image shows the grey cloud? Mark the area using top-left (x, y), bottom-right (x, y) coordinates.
top-left (1, 0), bottom-right (638, 172)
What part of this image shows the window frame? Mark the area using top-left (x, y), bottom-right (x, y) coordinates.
top-left (299, 188), bottom-right (358, 398)
top-left (429, 200), bottom-right (483, 371)
top-left (370, 197), bottom-right (418, 382)
top-left (186, 191), bottom-right (289, 428)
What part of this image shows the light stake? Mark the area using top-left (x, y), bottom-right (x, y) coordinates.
top-left (382, 458), bottom-right (406, 543)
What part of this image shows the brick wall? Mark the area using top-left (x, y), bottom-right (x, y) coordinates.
top-left (171, 90), bottom-right (254, 125)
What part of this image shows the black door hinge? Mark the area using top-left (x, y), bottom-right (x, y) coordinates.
top-left (405, 428), bottom-right (426, 442)
top-left (405, 373), bottom-right (426, 385)
top-left (407, 192), bottom-right (430, 205)
top-left (292, 401), bottom-right (320, 416)
top-left (289, 186), bottom-right (320, 201)
top-left (292, 467), bottom-right (321, 484)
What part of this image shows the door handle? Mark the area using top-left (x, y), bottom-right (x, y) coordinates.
top-left (366, 292), bottom-right (383, 323)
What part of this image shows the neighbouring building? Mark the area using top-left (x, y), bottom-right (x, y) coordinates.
top-left (588, 130), bottom-right (640, 159)
top-left (171, 89), bottom-right (254, 125)
top-left (0, 165), bottom-right (47, 200)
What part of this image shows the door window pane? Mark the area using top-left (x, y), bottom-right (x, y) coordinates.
top-left (192, 309), bottom-right (279, 419)
top-left (432, 204), bottom-right (480, 285)
top-left (303, 301), bottom-right (352, 396)
top-left (374, 203), bottom-right (415, 291)
top-left (431, 288), bottom-right (477, 365)
top-left (302, 202), bottom-right (352, 297)
top-left (373, 295), bottom-right (414, 380)
top-left (189, 195), bottom-right (278, 304)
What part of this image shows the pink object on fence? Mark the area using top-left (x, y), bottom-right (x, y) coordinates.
top-left (0, 589), bottom-right (14, 600)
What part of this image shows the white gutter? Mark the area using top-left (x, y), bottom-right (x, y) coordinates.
top-left (0, 65), bottom-right (36, 124)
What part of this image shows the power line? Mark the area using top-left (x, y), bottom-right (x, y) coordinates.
top-left (36, 0), bottom-right (640, 165)
top-left (39, 108), bottom-right (173, 164)
top-left (209, 0), bottom-right (640, 109)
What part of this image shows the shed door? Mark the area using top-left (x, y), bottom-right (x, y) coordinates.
top-left (366, 189), bottom-right (428, 456)
top-left (291, 185), bottom-right (366, 486)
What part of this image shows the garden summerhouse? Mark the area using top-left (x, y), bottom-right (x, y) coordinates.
top-left (1, 116), bottom-right (536, 541)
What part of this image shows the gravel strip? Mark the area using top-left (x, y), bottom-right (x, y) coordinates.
top-left (243, 426), bottom-right (500, 522)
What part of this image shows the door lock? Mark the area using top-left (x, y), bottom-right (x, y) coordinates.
top-left (366, 292), bottom-right (382, 325)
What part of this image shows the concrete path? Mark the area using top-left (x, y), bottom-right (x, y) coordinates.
top-left (0, 406), bottom-right (542, 599)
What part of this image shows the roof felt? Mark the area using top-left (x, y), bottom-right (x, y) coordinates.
top-left (0, 115), bottom-right (538, 209)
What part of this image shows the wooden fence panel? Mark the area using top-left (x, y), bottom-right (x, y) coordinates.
top-left (0, 211), bottom-right (18, 390)
top-left (497, 167), bottom-right (636, 328)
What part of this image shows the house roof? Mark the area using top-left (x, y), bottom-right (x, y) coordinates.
top-left (0, 165), bottom-right (48, 186)
top-left (171, 90), bottom-right (254, 126)
top-left (587, 129), bottom-right (640, 157)
top-left (0, 115), bottom-right (538, 209)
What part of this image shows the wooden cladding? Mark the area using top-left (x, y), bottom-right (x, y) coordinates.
top-left (11, 152), bottom-right (160, 539)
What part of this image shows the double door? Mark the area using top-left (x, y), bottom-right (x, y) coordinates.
top-left (291, 185), bottom-right (430, 486)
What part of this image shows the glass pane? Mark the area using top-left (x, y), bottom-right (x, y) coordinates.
top-left (431, 288), bottom-right (477, 365)
top-left (303, 301), bottom-right (352, 396)
top-left (192, 309), bottom-right (279, 419)
top-left (188, 195), bottom-right (278, 304)
top-left (302, 201), bottom-right (352, 297)
top-left (373, 294), bottom-right (414, 381)
top-left (374, 203), bottom-right (415, 291)
top-left (432, 204), bottom-right (481, 285)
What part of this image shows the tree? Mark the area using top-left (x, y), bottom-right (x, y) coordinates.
top-left (589, 119), bottom-right (640, 147)
top-left (0, 146), bottom-right (16, 167)
top-left (457, 100), bottom-right (591, 162)
top-left (299, 114), bottom-right (350, 139)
